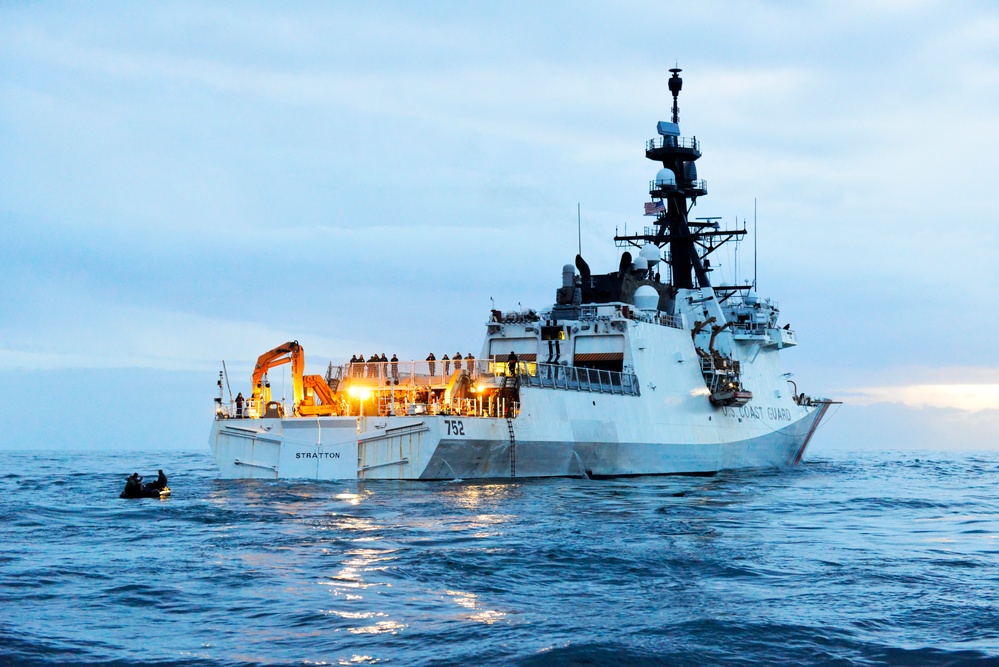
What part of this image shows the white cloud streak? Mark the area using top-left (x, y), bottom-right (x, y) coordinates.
top-left (844, 384), bottom-right (999, 412)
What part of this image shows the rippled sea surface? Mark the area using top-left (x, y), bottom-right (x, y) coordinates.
top-left (2, 449), bottom-right (999, 666)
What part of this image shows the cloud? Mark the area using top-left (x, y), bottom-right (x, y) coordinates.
top-left (805, 364), bottom-right (999, 403)
top-left (0, 274), bottom-right (360, 373)
top-left (3, 0), bottom-right (999, 452)
top-left (813, 400), bottom-right (999, 452)
top-left (843, 384), bottom-right (999, 412)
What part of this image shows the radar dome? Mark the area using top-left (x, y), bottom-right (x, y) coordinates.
top-left (631, 256), bottom-right (649, 273)
top-left (655, 168), bottom-right (676, 187)
top-left (634, 285), bottom-right (659, 311)
top-left (639, 244), bottom-right (661, 265)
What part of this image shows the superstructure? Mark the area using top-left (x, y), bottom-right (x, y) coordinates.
top-left (209, 68), bottom-right (833, 480)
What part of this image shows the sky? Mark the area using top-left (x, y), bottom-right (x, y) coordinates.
top-left (1, 1), bottom-right (998, 452)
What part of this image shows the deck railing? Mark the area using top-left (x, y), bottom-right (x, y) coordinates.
top-left (646, 136), bottom-right (700, 152)
top-left (522, 363), bottom-right (640, 396)
top-left (215, 357), bottom-right (643, 422)
top-left (648, 178), bottom-right (707, 193)
top-left (339, 358), bottom-right (491, 386)
top-left (631, 311), bottom-right (683, 330)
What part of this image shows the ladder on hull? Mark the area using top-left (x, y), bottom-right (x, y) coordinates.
top-left (507, 417), bottom-right (516, 478)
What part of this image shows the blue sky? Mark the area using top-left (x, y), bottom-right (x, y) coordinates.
top-left (2, 1), bottom-right (997, 451)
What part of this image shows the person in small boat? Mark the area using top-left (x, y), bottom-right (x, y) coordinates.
top-left (121, 473), bottom-right (143, 498)
top-left (144, 469), bottom-right (168, 492)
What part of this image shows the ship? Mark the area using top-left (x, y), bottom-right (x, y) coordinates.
top-left (209, 68), bottom-right (833, 480)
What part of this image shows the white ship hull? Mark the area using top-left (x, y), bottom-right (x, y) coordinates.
top-left (210, 385), bottom-right (830, 480)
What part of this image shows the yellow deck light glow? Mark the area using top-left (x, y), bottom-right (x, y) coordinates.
top-left (346, 386), bottom-right (372, 400)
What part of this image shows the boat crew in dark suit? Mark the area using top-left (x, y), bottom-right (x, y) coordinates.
top-left (121, 473), bottom-right (142, 498)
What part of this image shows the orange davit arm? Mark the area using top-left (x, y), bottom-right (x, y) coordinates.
top-left (251, 341), bottom-right (305, 408)
top-left (299, 374), bottom-right (339, 416)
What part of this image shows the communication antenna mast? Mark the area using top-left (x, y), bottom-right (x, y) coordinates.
top-left (613, 66), bottom-right (746, 291)
top-left (753, 198), bottom-right (758, 289)
top-left (577, 203), bottom-right (582, 255)
top-left (669, 66), bottom-right (682, 124)
top-left (221, 360), bottom-right (233, 401)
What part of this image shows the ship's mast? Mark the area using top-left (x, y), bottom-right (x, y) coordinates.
top-left (615, 68), bottom-right (745, 291)
top-left (669, 65), bottom-right (681, 124)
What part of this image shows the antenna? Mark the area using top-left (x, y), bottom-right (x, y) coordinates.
top-left (733, 216), bottom-right (739, 286)
top-left (577, 203), bottom-right (581, 255)
top-left (753, 198), bottom-right (758, 289)
top-left (668, 67), bottom-right (683, 124)
top-left (221, 360), bottom-right (233, 401)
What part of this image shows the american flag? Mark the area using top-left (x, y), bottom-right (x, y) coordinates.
top-left (644, 200), bottom-right (665, 216)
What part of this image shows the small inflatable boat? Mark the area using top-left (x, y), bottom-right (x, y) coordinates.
top-left (119, 485), bottom-right (171, 499)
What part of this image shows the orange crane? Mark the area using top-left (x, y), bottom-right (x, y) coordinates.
top-left (250, 341), bottom-right (338, 417)
top-left (251, 341), bottom-right (304, 415)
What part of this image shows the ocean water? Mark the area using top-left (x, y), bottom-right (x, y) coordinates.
top-left (1, 449), bottom-right (998, 666)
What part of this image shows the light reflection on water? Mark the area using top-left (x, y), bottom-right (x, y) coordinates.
top-left (445, 589), bottom-right (508, 625)
top-left (2, 449), bottom-right (999, 666)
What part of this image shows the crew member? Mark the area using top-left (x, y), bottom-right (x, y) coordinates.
top-left (390, 354), bottom-right (399, 380)
top-left (379, 353), bottom-right (388, 380)
top-left (508, 351), bottom-right (518, 376)
top-left (442, 354), bottom-right (450, 377)
top-left (121, 473), bottom-right (142, 498)
top-left (426, 353), bottom-right (436, 378)
top-left (465, 353), bottom-right (475, 372)
top-left (453, 352), bottom-right (462, 373)
top-left (235, 392), bottom-right (245, 418)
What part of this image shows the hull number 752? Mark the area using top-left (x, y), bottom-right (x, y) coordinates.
top-left (445, 419), bottom-right (465, 436)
